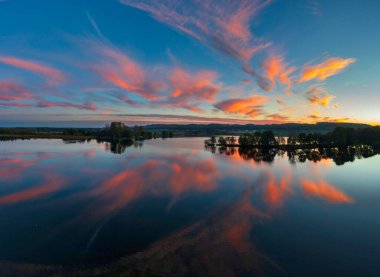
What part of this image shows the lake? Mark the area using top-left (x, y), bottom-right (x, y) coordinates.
top-left (1, 138), bottom-right (380, 276)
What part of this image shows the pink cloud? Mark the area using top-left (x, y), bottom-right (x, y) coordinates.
top-left (0, 99), bottom-right (100, 111)
top-left (0, 56), bottom-right (66, 84)
top-left (0, 81), bottom-right (35, 101)
top-left (91, 44), bottom-right (221, 112)
top-left (120, 0), bottom-right (270, 61)
top-left (93, 47), bottom-right (163, 101)
top-left (120, 0), bottom-right (271, 89)
top-left (165, 67), bottom-right (220, 112)
top-left (37, 100), bottom-right (98, 111)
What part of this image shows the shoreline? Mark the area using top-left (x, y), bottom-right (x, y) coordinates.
top-left (205, 143), bottom-right (379, 150)
top-left (0, 134), bottom-right (95, 140)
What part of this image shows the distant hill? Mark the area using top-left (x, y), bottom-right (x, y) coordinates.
top-left (144, 122), bottom-right (371, 135)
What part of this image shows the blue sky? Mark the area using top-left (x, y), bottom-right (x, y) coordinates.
top-left (0, 0), bottom-right (379, 126)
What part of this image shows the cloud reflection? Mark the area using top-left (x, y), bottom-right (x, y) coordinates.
top-left (88, 155), bottom-right (218, 217)
top-left (99, 185), bottom-right (281, 276)
top-left (300, 179), bottom-right (354, 204)
top-left (0, 174), bottom-right (65, 204)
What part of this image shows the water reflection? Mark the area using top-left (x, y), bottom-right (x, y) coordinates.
top-left (0, 138), bottom-right (379, 276)
top-left (101, 183), bottom-right (282, 276)
top-left (207, 144), bottom-right (378, 165)
top-left (264, 170), bottom-right (293, 209)
top-left (87, 155), bottom-right (218, 218)
top-left (300, 179), bottom-right (354, 204)
top-left (0, 173), bottom-right (65, 204)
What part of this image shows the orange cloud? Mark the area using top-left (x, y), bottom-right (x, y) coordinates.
top-left (262, 55), bottom-right (296, 91)
top-left (300, 179), bottom-right (354, 204)
top-left (214, 95), bottom-right (267, 118)
top-left (299, 57), bottom-right (356, 83)
top-left (306, 87), bottom-right (335, 107)
top-left (0, 56), bottom-right (66, 84)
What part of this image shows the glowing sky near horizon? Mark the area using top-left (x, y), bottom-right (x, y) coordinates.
top-left (0, 0), bottom-right (379, 126)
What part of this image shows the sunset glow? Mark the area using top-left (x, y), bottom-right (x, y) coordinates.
top-left (0, 0), bottom-right (378, 126)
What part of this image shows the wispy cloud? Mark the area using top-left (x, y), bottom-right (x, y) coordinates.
top-left (0, 174), bottom-right (66, 205)
top-left (265, 113), bottom-right (289, 121)
top-left (299, 57), bottom-right (356, 83)
top-left (0, 79), bottom-right (104, 111)
top-left (86, 12), bottom-right (107, 42)
top-left (163, 67), bottom-right (220, 112)
top-left (37, 100), bottom-right (98, 111)
top-left (305, 85), bottom-right (335, 107)
top-left (0, 100), bottom-right (100, 111)
top-left (214, 95), bottom-right (267, 118)
top-left (301, 179), bottom-right (354, 204)
top-left (261, 54), bottom-right (296, 91)
top-left (92, 46), bottom-right (164, 101)
top-left (0, 81), bottom-right (35, 101)
top-left (0, 56), bottom-right (66, 84)
top-left (120, 0), bottom-right (271, 90)
top-left (89, 43), bottom-right (222, 112)
top-left (305, 1), bottom-right (322, 16)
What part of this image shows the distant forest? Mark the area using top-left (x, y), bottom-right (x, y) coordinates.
top-left (0, 122), bottom-right (372, 137)
top-left (1, 122), bottom-right (380, 148)
top-left (0, 122), bottom-right (173, 142)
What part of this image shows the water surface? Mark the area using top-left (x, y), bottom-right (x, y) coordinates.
top-left (0, 138), bottom-right (379, 276)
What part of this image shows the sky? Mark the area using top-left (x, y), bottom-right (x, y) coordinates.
top-left (0, 0), bottom-right (379, 127)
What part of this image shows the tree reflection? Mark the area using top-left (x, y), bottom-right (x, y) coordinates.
top-left (96, 139), bottom-right (134, 154)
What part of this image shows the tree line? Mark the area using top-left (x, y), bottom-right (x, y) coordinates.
top-left (0, 122), bottom-right (174, 141)
top-left (205, 126), bottom-right (380, 147)
top-left (94, 122), bottom-right (174, 141)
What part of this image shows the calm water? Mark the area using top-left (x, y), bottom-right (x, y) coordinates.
top-left (1, 138), bottom-right (380, 276)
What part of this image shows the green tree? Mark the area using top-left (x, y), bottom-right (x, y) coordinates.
top-left (218, 136), bottom-right (227, 146)
top-left (260, 131), bottom-right (277, 146)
